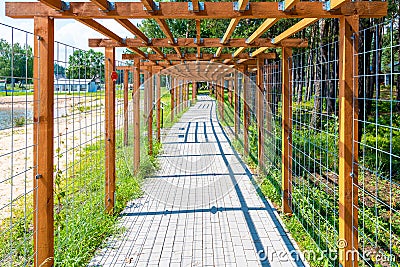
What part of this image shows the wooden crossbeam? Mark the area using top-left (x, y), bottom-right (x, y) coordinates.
top-left (246, 18), bottom-right (279, 44)
top-left (6, 2), bottom-right (388, 19)
top-left (77, 19), bottom-right (123, 43)
top-left (122, 52), bottom-right (276, 61)
top-left (128, 47), bottom-right (147, 58)
top-left (116, 19), bottom-right (149, 43)
top-left (91, 0), bottom-right (112, 11)
top-left (89, 37), bottom-right (308, 48)
top-left (38, 0), bottom-right (63, 10)
top-left (273, 18), bottom-right (318, 44)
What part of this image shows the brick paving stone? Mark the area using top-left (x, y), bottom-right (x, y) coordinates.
top-left (88, 96), bottom-right (307, 267)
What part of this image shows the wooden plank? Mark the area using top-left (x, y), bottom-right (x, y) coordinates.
top-left (141, 0), bottom-right (155, 11)
top-left (170, 78), bottom-right (174, 122)
top-left (281, 47), bottom-right (292, 214)
top-left (7, 2), bottom-right (388, 19)
top-left (196, 19), bottom-right (201, 56)
top-left (116, 19), bottom-right (149, 43)
top-left (246, 18), bottom-right (279, 44)
top-left (283, 0), bottom-right (300, 11)
top-left (338, 15), bottom-right (359, 267)
top-left (77, 19), bottom-right (123, 43)
top-left (90, 0), bottom-right (110, 11)
top-left (147, 69), bottom-right (153, 155)
top-left (89, 37), bottom-right (308, 48)
top-left (233, 47), bottom-right (245, 58)
top-left (234, 70), bottom-right (239, 138)
top-left (151, 47), bottom-right (164, 57)
top-left (273, 18), bottom-right (318, 44)
top-left (122, 52), bottom-right (276, 61)
top-left (256, 57), bottom-right (264, 172)
top-left (156, 73), bottom-right (161, 141)
top-left (104, 47), bottom-right (116, 214)
top-left (123, 69), bottom-right (129, 146)
top-left (237, 0), bottom-right (249, 12)
top-left (242, 65), bottom-right (249, 156)
top-left (33, 16), bottom-right (54, 267)
top-left (221, 19), bottom-right (240, 45)
top-left (155, 18), bottom-right (182, 57)
top-left (133, 60), bottom-right (141, 172)
top-left (330, 0), bottom-right (348, 10)
top-left (128, 47), bottom-right (147, 58)
top-left (192, 0), bottom-right (199, 12)
top-left (38, 0), bottom-right (62, 10)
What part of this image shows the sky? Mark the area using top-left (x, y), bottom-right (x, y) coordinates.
top-left (0, 0), bottom-right (143, 60)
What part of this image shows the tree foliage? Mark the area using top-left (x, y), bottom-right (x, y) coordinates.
top-left (0, 39), bottom-right (33, 84)
top-left (66, 49), bottom-right (104, 79)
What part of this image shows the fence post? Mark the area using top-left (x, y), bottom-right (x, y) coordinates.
top-left (123, 69), bottom-right (129, 146)
top-left (281, 47), bottom-right (292, 215)
top-left (338, 15), bottom-right (359, 266)
top-left (192, 81), bottom-right (197, 101)
top-left (234, 70), bottom-right (239, 138)
top-left (133, 59), bottom-right (141, 172)
top-left (220, 78), bottom-right (224, 120)
top-left (243, 65), bottom-right (249, 156)
top-left (104, 47), bottom-right (116, 214)
top-left (143, 69), bottom-right (148, 126)
top-left (171, 77), bottom-right (175, 122)
top-left (33, 16), bottom-right (54, 267)
top-left (257, 57), bottom-right (265, 172)
top-left (156, 72), bottom-right (161, 142)
top-left (147, 68), bottom-right (153, 155)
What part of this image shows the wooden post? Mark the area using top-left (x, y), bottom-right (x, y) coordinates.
top-left (33, 16), bottom-right (54, 267)
top-left (231, 79), bottom-right (234, 105)
top-left (133, 59), bottom-right (141, 172)
top-left (228, 79), bottom-right (232, 105)
top-left (192, 81), bottom-right (197, 101)
top-left (220, 78), bottom-right (224, 120)
top-left (257, 57), bottom-right (265, 171)
top-left (243, 65), bottom-right (249, 156)
top-left (123, 69), bottom-right (129, 146)
top-left (147, 68), bottom-right (153, 155)
top-left (171, 77), bottom-right (175, 122)
top-left (143, 70), bottom-right (148, 126)
top-left (234, 70), bottom-right (239, 138)
top-left (338, 15), bottom-right (359, 266)
top-left (156, 72), bottom-right (161, 141)
top-left (177, 80), bottom-right (181, 113)
top-left (104, 47), bottom-right (116, 214)
top-left (281, 47), bottom-right (292, 214)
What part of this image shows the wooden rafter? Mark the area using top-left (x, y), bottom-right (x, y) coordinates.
top-left (38, 0), bottom-right (63, 10)
top-left (122, 52), bottom-right (276, 61)
top-left (154, 18), bottom-right (182, 57)
top-left (76, 19), bottom-right (123, 43)
top-left (273, 18), bottom-right (318, 44)
top-left (128, 47), bottom-right (147, 58)
top-left (246, 18), bottom-right (279, 44)
top-left (282, 0), bottom-right (300, 11)
top-left (89, 37), bottom-right (308, 48)
top-left (191, 0), bottom-right (200, 12)
top-left (329, 0), bottom-right (348, 11)
top-left (90, 0), bottom-right (112, 11)
top-left (6, 2), bottom-right (388, 19)
top-left (115, 19), bottom-right (149, 43)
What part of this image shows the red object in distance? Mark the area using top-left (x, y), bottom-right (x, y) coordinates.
top-left (111, 71), bottom-right (118, 82)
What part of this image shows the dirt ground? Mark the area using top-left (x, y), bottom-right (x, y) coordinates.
top-left (0, 95), bottom-right (106, 220)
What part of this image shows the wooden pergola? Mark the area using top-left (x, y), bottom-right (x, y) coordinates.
top-left (5, 0), bottom-right (387, 266)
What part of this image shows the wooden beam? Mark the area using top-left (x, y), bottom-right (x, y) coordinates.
top-left (133, 60), bottom-right (141, 172)
top-left (191, 0), bottom-right (200, 12)
top-left (246, 18), bottom-right (279, 44)
top-left (329, 0), bottom-right (348, 11)
top-left (89, 37), bottom-right (308, 48)
top-left (141, 0), bottom-right (155, 11)
top-left (128, 47), bottom-right (147, 58)
top-left (237, 0), bottom-right (249, 12)
top-left (282, 0), bottom-right (300, 11)
top-left (104, 47), bottom-right (116, 214)
top-left (233, 47), bottom-right (245, 58)
top-left (123, 69), bottom-right (129, 146)
top-left (281, 47), bottom-right (292, 214)
top-left (122, 52), bottom-right (276, 61)
top-left (196, 19), bottom-right (201, 56)
top-left (91, 0), bottom-right (111, 11)
top-left (156, 73), bottom-right (161, 141)
top-left (221, 19), bottom-right (240, 45)
top-left (77, 19), bottom-right (123, 43)
top-left (338, 14), bottom-right (359, 267)
top-left (154, 18), bottom-right (182, 57)
top-left (7, 2), bottom-right (388, 19)
top-left (273, 18), bottom-right (318, 44)
top-left (33, 16), bottom-right (54, 267)
top-left (147, 69), bottom-right (153, 155)
top-left (116, 19), bottom-right (149, 43)
top-left (38, 0), bottom-right (63, 10)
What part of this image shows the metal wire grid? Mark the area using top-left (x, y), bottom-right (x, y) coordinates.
top-left (0, 23), bottom-right (37, 266)
top-left (353, 19), bottom-right (400, 266)
top-left (52, 42), bottom-right (107, 263)
top-left (263, 60), bottom-right (283, 178)
top-left (288, 40), bottom-right (340, 262)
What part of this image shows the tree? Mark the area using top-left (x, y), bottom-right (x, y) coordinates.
top-left (66, 49), bottom-right (104, 80)
top-left (0, 39), bottom-right (33, 84)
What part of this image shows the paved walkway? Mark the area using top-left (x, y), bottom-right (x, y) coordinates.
top-left (89, 96), bottom-right (306, 267)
